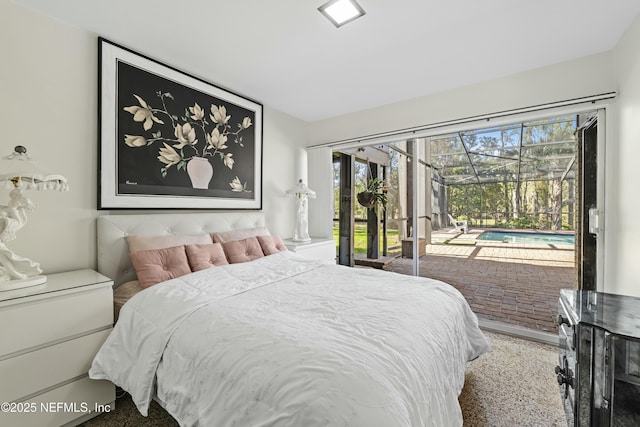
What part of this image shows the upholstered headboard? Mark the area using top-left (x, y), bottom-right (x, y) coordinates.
top-left (97, 212), bottom-right (266, 287)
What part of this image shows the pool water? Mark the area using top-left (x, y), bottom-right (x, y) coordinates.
top-left (477, 230), bottom-right (575, 245)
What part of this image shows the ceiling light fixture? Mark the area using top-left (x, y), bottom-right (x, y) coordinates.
top-left (318, 0), bottom-right (366, 28)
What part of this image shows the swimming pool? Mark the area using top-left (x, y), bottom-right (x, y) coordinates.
top-left (477, 230), bottom-right (575, 245)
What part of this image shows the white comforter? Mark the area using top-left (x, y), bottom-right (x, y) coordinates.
top-left (90, 251), bottom-right (489, 427)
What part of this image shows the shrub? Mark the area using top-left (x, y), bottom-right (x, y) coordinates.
top-left (506, 216), bottom-right (539, 229)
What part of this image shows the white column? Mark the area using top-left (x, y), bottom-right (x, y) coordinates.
top-left (307, 146), bottom-right (334, 238)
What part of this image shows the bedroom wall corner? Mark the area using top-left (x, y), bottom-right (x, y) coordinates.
top-left (307, 147), bottom-right (334, 239)
top-left (1, 0), bottom-right (98, 275)
top-left (608, 14), bottom-right (640, 297)
top-left (261, 106), bottom-right (309, 238)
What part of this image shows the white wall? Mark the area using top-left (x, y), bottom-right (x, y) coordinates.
top-left (307, 52), bottom-right (616, 145)
top-left (1, 0), bottom-right (97, 275)
top-left (609, 15), bottom-right (640, 297)
top-left (1, 0), bottom-right (308, 275)
top-left (261, 107), bottom-right (308, 237)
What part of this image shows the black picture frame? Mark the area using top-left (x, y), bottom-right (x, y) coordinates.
top-left (98, 38), bottom-right (263, 209)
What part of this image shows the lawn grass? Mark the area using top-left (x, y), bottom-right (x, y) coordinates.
top-left (332, 223), bottom-right (401, 255)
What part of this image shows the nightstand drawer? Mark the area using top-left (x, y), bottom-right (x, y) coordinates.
top-left (285, 238), bottom-right (336, 262)
top-left (1, 376), bottom-right (115, 427)
top-left (0, 286), bottom-right (112, 356)
top-left (0, 329), bottom-right (112, 403)
top-left (294, 244), bottom-right (335, 261)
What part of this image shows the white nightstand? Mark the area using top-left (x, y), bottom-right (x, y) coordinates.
top-left (0, 270), bottom-right (116, 427)
top-left (284, 237), bottom-right (336, 262)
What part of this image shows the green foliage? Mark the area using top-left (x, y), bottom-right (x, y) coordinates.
top-left (332, 116), bottom-right (578, 234)
top-left (436, 115), bottom-right (578, 231)
top-left (357, 177), bottom-right (388, 215)
top-left (506, 216), bottom-right (539, 229)
top-left (332, 223), bottom-right (401, 255)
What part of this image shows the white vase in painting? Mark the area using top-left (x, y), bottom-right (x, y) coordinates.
top-left (186, 157), bottom-right (213, 189)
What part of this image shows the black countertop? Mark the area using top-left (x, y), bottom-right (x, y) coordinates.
top-left (560, 289), bottom-right (640, 339)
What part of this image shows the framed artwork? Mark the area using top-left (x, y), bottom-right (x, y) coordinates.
top-left (98, 38), bottom-right (263, 209)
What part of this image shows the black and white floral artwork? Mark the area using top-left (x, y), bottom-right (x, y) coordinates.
top-left (99, 38), bottom-right (262, 209)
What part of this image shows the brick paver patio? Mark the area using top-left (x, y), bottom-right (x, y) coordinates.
top-left (385, 229), bottom-right (575, 333)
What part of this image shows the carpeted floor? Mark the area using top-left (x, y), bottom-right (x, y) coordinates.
top-left (459, 332), bottom-right (566, 426)
top-left (81, 331), bottom-right (566, 426)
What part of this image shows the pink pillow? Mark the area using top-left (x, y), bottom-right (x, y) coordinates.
top-left (127, 234), bottom-right (212, 253)
top-left (185, 243), bottom-right (229, 271)
top-left (212, 227), bottom-right (270, 243)
top-left (257, 235), bottom-right (288, 255)
top-left (130, 245), bottom-right (191, 288)
top-left (222, 237), bottom-right (265, 264)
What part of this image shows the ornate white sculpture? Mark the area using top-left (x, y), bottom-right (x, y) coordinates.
top-left (285, 179), bottom-right (316, 242)
top-left (0, 146), bottom-right (68, 291)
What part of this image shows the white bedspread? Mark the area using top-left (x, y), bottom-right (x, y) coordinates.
top-left (90, 251), bottom-right (489, 426)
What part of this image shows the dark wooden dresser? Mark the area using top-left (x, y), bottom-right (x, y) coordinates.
top-left (557, 289), bottom-right (640, 426)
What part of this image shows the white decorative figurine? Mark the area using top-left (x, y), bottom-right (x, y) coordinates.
top-left (285, 179), bottom-right (316, 242)
top-left (0, 146), bottom-right (68, 291)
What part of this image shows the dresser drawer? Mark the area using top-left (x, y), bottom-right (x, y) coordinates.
top-left (0, 376), bottom-right (115, 427)
top-left (0, 329), bottom-right (112, 403)
top-left (0, 286), bottom-right (112, 356)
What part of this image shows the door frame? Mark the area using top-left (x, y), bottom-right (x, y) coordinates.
top-left (595, 109), bottom-right (606, 290)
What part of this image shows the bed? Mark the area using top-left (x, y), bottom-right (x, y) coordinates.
top-left (89, 212), bottom-right (489, 426)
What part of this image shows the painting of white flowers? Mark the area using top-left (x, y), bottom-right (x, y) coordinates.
top-left (99, 38), bottom-right (262, 209)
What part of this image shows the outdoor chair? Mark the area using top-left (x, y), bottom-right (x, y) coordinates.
top-left (448, 213), bottom-right (468, 234)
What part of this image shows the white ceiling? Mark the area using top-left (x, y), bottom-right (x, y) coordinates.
top-left (13, 0), bottom-right (640, 122)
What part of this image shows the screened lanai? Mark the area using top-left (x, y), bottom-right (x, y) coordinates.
top-left (429, 114), bottom-right (585, 231)
top-left (334, 114), bottom-right (590, 258)
top-left (432, 116), bottom-right (577, 185)
top-left (332, 112), bottom-right (597, 334)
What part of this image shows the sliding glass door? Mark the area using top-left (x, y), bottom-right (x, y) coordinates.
top-left (321, 104), bottom-right (607, 338)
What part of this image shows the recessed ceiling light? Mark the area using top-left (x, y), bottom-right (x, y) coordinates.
top-left (318, 0), bottom-right (366, 28)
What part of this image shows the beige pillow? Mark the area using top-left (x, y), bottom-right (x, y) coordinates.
top-left (211, 227), bottom-right (270, 243)
top-left (185, 243), bottom-right (229, 271)
top-left (257, 235), bottom-right (288, 255)
top-left (221, 237), bottom-right (265, 264)
top-left (127, 233), bottom-right (212, 253)
top-left (129, 245), bottom-right (191, 288)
